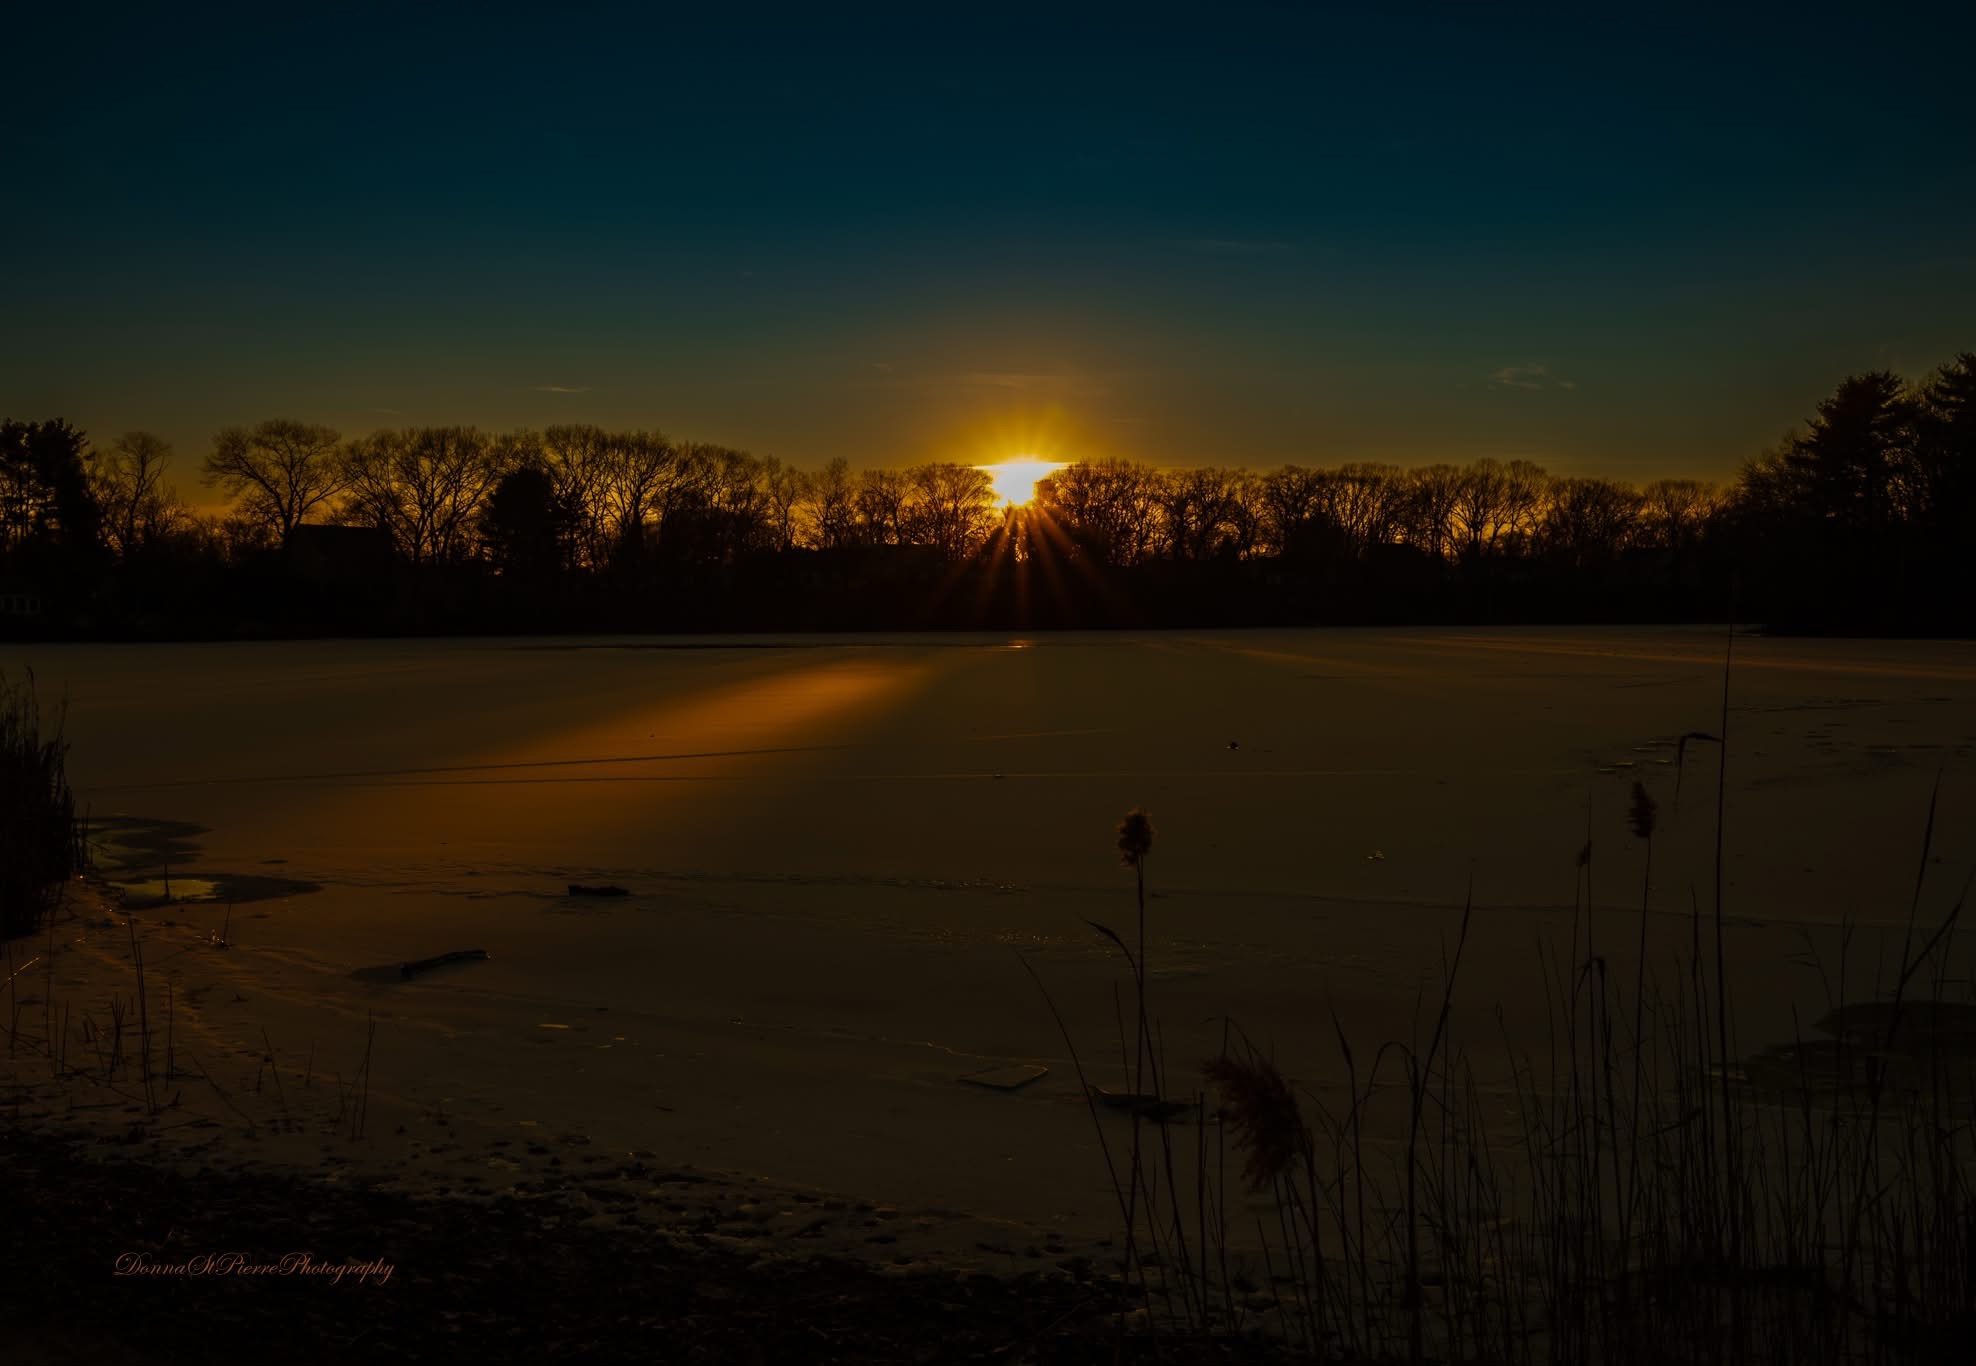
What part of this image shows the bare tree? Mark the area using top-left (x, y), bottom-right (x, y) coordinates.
top-left (1497, 459), bottom-right (1550, 551)
top-left (538, 425), bottom-right (615, 569)
top-left (1157, 467), bottom-right (1253, 561)
top-left (760, 456), bottom-right (807, 552)
top-left (1258, 465), bottom-right (1334, 558)
top-left (1222, 469), bottom-right (1267, 559)
top-left (1034, 459), bottom-right (1164, 566)
top-left (203, 419), bottom-right (350, 541)
top-left (90, 431), bottom-right (188, 557)
top-left (1639, 478), bottom-right (1723, 553)
top-left (1538, 477), bottom-right (1645, 569)
top-left (600, 431), bottom-right (693, 564)
top-left (802, 457), bottom-right (858, 549)
top-left (1400, 464), bottom-right (1464, 560)
top-left (1328, 463), bottom-right (1408, 555)
top-left (690, 446), bottom-right (777, 558)
top-left (1448, 459), bottom-right (1549, 560)
top-left (854, 469), bottom-right (910, 546)
top-left (1450, 459), bottom-right (1504, 560)
top-left (343, 427), bottom-right (510, 565)
top-left (903, 463), bottom-right (997, 559)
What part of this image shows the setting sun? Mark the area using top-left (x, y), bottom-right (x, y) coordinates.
top-left (978, 457), bottom-right (1067, 506)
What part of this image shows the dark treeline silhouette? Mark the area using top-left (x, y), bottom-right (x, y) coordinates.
top-left (3, 353), bottom-right (1972, 637)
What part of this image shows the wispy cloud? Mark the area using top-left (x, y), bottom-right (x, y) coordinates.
top-left (533, 383), bottom-right (591, 394)
top-left (1487, 364), bottom-right (1576, 392)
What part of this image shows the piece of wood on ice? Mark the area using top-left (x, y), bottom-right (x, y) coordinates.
top-left (401, 948), bottom-right (490, 979)
top-left (1090, 1087), bottom-right (1190, 1121)
top-left (958, 1064), bottom-right (1049, 1091)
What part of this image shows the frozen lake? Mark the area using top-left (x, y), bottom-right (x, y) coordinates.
top-left (9, 627), bottom-right (1976, 1240)
top-left (25, 628), bottom-right (1976, 914)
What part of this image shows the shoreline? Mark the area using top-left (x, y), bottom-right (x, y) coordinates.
top-left (0, 891), bottom-right (1235, 1362)
top-left (0, 884), bottom-right (1148, 1278)
top-left (0, 1124), bottom-right (1193, 1365)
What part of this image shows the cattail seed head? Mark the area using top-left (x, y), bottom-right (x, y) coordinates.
top-left (1116, 808), bottom-right (1154, 866)
top-left (1629, 781), bottom-right (1659, 841)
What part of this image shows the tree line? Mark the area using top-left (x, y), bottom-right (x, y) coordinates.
top-left (2, 352), bottom-right (1970, 635)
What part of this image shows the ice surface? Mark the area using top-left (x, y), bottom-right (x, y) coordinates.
top-left (10, 627), bottom-right (1974, 1234)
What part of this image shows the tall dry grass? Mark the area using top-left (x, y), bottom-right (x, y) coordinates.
top-left (1047, 643), bottom-right (1976, 1364)
top-left (0, 672), bottom-right (80, 941)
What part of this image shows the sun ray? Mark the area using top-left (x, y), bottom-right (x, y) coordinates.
top-left (977, 456), bottom-right (1068, 506)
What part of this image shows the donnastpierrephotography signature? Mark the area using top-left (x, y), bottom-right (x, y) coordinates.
top-left (113, 1252), bottom-right (395, 1285)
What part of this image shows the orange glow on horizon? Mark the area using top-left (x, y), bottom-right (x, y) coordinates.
top-left (979, 456), bottom-right (1068, 506)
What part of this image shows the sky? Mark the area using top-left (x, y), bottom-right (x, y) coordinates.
top-left (5, 2), bottom-right (1974, 497)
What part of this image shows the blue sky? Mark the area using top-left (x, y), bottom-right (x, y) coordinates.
top-left (5, 2), bottom-right (1972, 487)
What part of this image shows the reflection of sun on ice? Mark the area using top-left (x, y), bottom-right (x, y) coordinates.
top-left (979, 457), bottom-right (1067, 506)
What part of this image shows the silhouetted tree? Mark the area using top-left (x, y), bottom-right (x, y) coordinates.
top-left (0, 424), bottom-right (73, 545)
top-left (89, 431), bottom-right (188, 558)
top-left (1742, 371), bottom-right (1917, 624)
top-left (1638, 479), bottom-right (1722, 553)
top-left (1911, 356), bottom-right (1976, 529)
top-left (760, 456), bottom-right (806, 553)
top-left (1451, 459), bottom-right (1549, 561)
top-left (0, 420), bottom-right (104, 621)
top-left (1257, 465), bottom-right (1334, 560)
top-left (217, 512), bottom-right (278, 561)
top-left (17, 350), bottom-right (1976, 637)
top-left (1330, 463), bottom-right (1408, 556)
top-left (203, 419), bottom-right (350, 541)
top-left (1909, 354), bottom-right (1976, 628)
top-left (903, 463), bottom-right (997, 560)
top-left (602, 430), bottom-right (696, 573)
top-left (701, 447), bottom-right (778, 558)
top-left (854, 468), bottom-right (910, 547)
top-left (1400, 464), bottom-right (1465, 561)
top-left (0, 420), bottom-right (100, 558)
top-left (481, 464), bottom-right (579, 585)
top-left (1034, 459), bottom-right (1163, 566)
top-left (803, 457), bottom-right (859, 550)
top-left (537, 425), bottom-right (615, 570)
top-left (343, 427), bottom-right (510, 565)
top-left (1537, 477), bottom-right (1642, 572)
top-left (1785, 371), bottom-right (1915, 534)
top-left (1157, 467), bottom-right (1254, 561)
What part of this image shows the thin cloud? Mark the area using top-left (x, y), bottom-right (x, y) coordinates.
top-left (533, 384), bottom-right (592, 394)
top-left (1487, 364), bottom-right (1575, 392)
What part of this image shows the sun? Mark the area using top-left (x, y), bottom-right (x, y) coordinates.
top-left (978, 456), bottom-right (1067, 506)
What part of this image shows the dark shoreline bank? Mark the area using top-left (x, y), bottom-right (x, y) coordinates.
top-left (0, 1126), bottom-right (1295, 1365)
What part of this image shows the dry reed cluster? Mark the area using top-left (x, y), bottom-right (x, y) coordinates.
top-left (1033, 637), bottom-right (1975, 1365)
